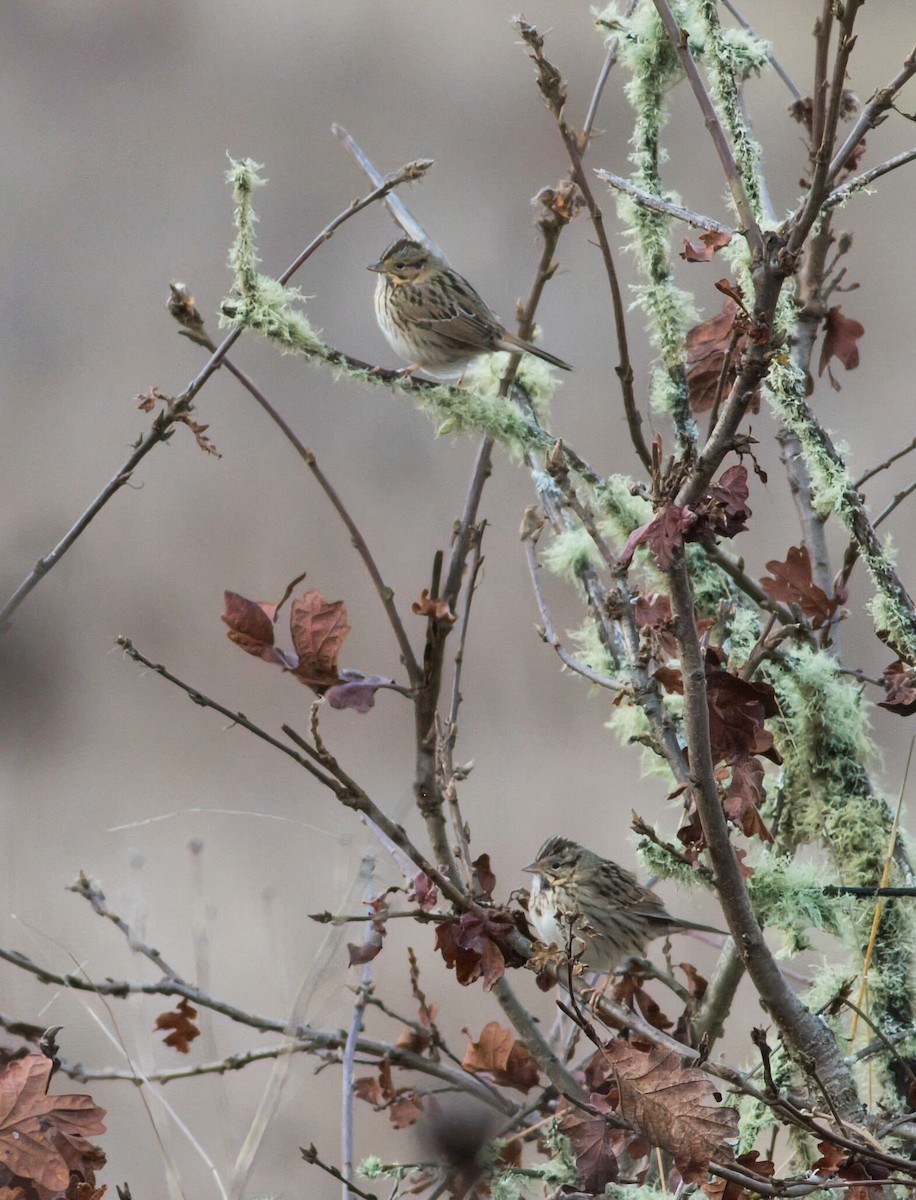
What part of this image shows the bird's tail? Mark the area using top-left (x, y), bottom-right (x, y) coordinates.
top-left (498, 332), bottom-right (572, 372)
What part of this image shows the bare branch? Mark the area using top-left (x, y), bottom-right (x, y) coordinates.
top-left (595, 170), bottom-right (732, 233)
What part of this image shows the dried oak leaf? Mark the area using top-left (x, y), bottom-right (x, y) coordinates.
top-left (406, 873), bottom-right (439, 912)
top-left (354, 1060), bottom-right (424, 1129)
top-left (0, 1055), bottom-right (106, 1193)
top-left (680, 230), bottom-right (733, 262)
top-left (761, 545), bottom-right (843, 628)
top-left (154, 998), bottom-right (200, 1053)
top-left (705, 667), bottom-right (780, 766)
top-left (222, 591), bottom-right (291, 666)
top-left (472, 854), bottom-right (497, 899)
top-left (612, 974), bottom-right (673, 1032)
top-left (879, 659), bottom-right (916, 715)
top-left (556, 1106), bottom-right (621, 1194)
top-left (436, 908), bottom-right (520, 991)
top-left (289, 589), bottom-right (350, 687)
top-left (699, 464), bottom-right (751, 539)
top-left (620, 505), bottom-right (698, 571)
top-left (685, 301), bottom-right (744, 414)
top-left (326, 670), bottom-right (393, 713)
top-left (724, 756), bottom-right (773, 843)
top-left (606, 1041), bottom-right (738, 1183)
top-left (818, 306), bottom-right (865, 383)
top-left (462, 1022), bottom-right (540, 1093)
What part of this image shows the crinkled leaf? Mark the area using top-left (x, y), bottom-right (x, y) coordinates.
top-left (289, 589), bottom-right (350, 687)
top-left (620, 506), bottom-right (698, 571)
top-left (557, 1108), bottom-right (620, 1194)
top-left (325, 672), bottom-right (393, 713)
top-left (154, 998), bottom-right (200, 1053)
top-left (706, 668), bottom-right (780, 765)
top-left (462, 1022), bottom-right (540, 1093)
top-left (724, 756), bottom-right (773, 842)
top-left (819, 306), bottom-right (864, 377)
top-left (761, 545), bottom-right (842, 627)
top-left (407, 872), bottom-right (439, 912)
top-left (680, 230), bottom-right (733, 262)
top-left (879, 659), bottom-right (916, 715)
top-left (0, 1056), bottom-right (106, 1192)
top-left (222, 591), bottom-right (292, 666)
top-left (685, 301), bottom-right (743, 414)
top-left (606, 1042), bottom-right (738, 1183)
top-left (472, 853), bottom-right (496, 898)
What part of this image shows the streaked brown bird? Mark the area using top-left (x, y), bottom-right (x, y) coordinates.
top-left (523, 836), bottom-right (723, 972)
top-left (368, 238), bottom-right (572, 377)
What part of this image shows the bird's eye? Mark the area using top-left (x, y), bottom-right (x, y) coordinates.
top-left (550, 860), bottom-right (561, 871)
top-left (394, 262), bottom-right (406, 271)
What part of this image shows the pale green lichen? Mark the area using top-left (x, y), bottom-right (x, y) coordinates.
top-left (540, 526), bottom-right (606, 581)
top-left (593, 478), bottom-right (653, 546)
top-left (766, 643), bottom-right (915, 1051)
top-left (746, 855), bottom-right (847, 954)
top-left (567, 617), bottom-right (619, 681)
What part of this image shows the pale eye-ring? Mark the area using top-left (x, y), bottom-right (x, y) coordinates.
top-left (550, 860), bottom-right (562, 871)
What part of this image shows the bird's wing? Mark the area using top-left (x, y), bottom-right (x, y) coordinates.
top-left (410, 275), bottom-right (502, 351)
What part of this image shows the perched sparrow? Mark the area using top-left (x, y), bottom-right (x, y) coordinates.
top-left (368, 238), bottom-right (572, 377)
top-left (523, 836), bottom-right (722, 973)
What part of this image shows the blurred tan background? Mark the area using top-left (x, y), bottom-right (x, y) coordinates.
top-left (2, 2), bottom-right (915, 1197)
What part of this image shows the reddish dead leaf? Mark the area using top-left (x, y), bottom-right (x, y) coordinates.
top-left (680, 230), bottom-right (733, 262)
top-left (0, 1055), bottom-right (106, 1192)
top-left (620, 505), bottom-right (698, 571)
top-left (411, 589), bottom-right (456, 623)
top-left (136, 387), bottom-right (168, 413)
top-left (700, 464), bottom-right (752, 539)
top-left (705, 668), bottom-right (780, 766)
top-left (462, 1023), bottom-right (540, 1093)
top-left (0, 1188), bottom-right (29, 1200)
top-left (879, 659), bottom-right (916, 715)
top-left (557, 1107), bottom-right (621, 1194)
top-left (154, 998), bottom-right (200, 1053)
top-left (472, 854), bottom-right (497, 898)
top-left (174, 411), bottom-right (220, 457)
top-left (605, 1041), bottom-right (737, 1183)
top-left (818, 306), bottom-right (865, 380)
top-left (388, 1092), bottom-right (424, 1129)
top-left (222, 591), bottom-right (291, 666)
top-left (326, 671), bottom-right (393, 713)
top-left (724, 756), bottom-right (773, 843)
top-left (347, 932), bottom-right (384, 965)
top-left (612, 974), bottom-right (673, 1032)
top-left (761, 545), bottom-right (843, 628)
top-left (679, 962), bottom-right (709, 1002)
top-left (685, 301), bottom-right (744, 414)
top-left (70, 1184), bottom-right (106, 1200)
top-left (353, 1076), bottom-right (384, 1106)
top-left (435, 922), bottom-right (484, 986)
top-left (436, 907), bottom-right (522, 991)
top-left (407, 873), bottom-right (439, 912)
top-left (714, 279), bottom-right (749, 315)
top-left (289, 589), bottom-right (350, 688)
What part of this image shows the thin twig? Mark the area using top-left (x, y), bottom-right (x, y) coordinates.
top-left (826, 46), bottom-right (916, 187)
top-left (823, 146), bottom-right (916, 212)
top-left (117, 636), bottom-right (341, 792)
top-left (523, 538), bottom-right (620, 690)
top-left (517, 19), bottom-right (651, 472)
top-left (720, 0), bottom-right (802, 101)
top-left (855, 435), bottom-right (916, 488)
top-left (0, 160), bottom-right (432, 635)
top-left (342, 858), bottom-right (377, 1200)
top-left (651, 0), bottom-right (763, 258)
top-left (594, 171), bottom-right (732, 233)
top-left (302, 1145), bottom-right (379, 1200)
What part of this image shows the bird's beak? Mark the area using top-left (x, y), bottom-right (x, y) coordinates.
top-left (367, 259), bottom-right (383, 273)
top-left (521, 859), bottom-right (541, 874)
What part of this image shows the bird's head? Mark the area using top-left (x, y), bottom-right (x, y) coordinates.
top-left (522, 836), bottom-right (583, 883)
top-left (368, 239), bottom-right (436, 284)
